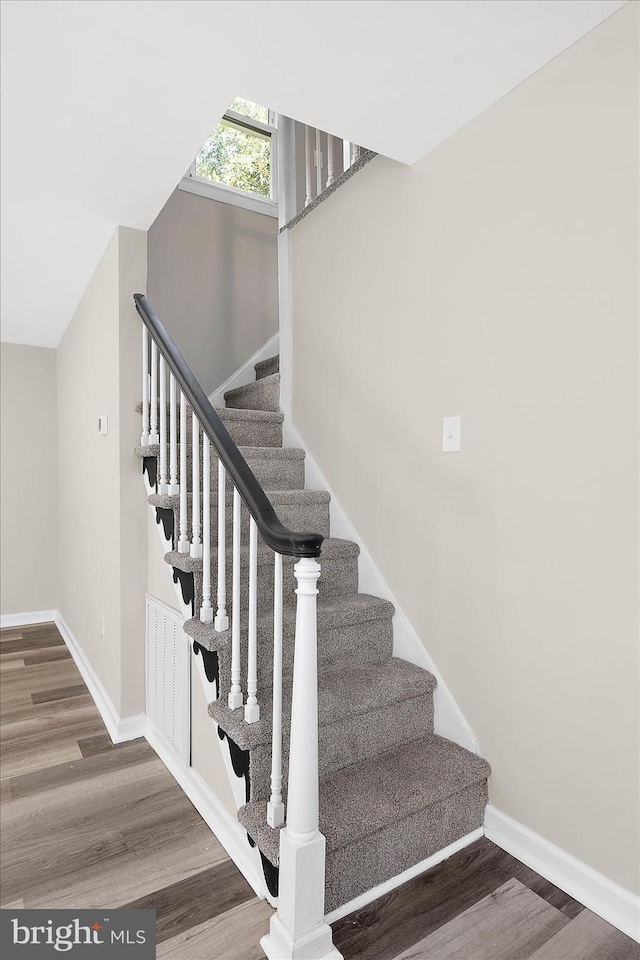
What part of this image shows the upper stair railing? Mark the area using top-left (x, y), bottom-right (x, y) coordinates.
top-left (134, 294), bottom-right (341, 960)
top-left (303, 126), bottom-right (362, 208)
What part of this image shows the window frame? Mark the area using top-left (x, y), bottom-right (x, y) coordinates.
top-left (179, 106), bottom-right (278, 218)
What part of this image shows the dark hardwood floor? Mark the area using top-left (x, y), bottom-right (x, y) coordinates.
top-left (2, 622), bottom-right (638, 960)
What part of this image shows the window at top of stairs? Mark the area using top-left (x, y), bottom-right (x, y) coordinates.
top-left (180, 97), bottom-right (278, 217)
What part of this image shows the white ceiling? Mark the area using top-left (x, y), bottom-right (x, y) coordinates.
top-left (1, 0), bottom-right (627, 346)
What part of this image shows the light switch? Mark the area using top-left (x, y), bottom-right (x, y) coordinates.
top-left (443, 416), bottom-right (461, 452)
top-left (98, 416), bottom-right (108, 437)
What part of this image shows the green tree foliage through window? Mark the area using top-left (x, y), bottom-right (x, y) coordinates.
top-left (195, 101), bottom-right (271, 198)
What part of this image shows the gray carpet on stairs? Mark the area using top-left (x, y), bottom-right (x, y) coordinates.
top-left (137, 351), bottom-right (490, 913)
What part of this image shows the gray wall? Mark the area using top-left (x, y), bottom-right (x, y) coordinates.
top-left (148, 189), bottom-right (278, 397)
top-left (289, 3), bottom-right (639, 895)
top-left (57, 227), bottom-right (147, 719)
top-left (0, 343), bottom-right (58, 616)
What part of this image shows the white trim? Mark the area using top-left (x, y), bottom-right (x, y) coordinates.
top-left (1, 609), bottom-right (57, 628)
top-left (178, 176), bottom-right (278, 218)
top-left (485, 805), bottom-right (640, 942)
top-left (208, 332), bottom-right (280, 408)
top-left (223, 108), bottom-right (276, 138)
top-left (276, 114), bottom-right (296, 420)
top-left (144, 716), bottom-right (268, 902)
top-left (54, 612), bottom-right (146, 744)
top-left (277, 231), bottom-right (293, 420)
top-left (325, 828), bottom-right (484, 924)
top-left (282, 420), bottom-right (479, 755)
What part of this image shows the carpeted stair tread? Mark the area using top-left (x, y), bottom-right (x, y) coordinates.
top-left (137, 444), bottom-right (305, 492)
top-left (135, 405), bottom-right (284, 448)
top-left (184, 593), bottom-right (395, 652)
top-left (135, 444), bottom-right (305, 463)
top-left (148, 488), bottom-right (330, 511)
top-left (209, 658), bottom-right (435, 752)
top-left (238, 734), bottom-right (491, 865)
top-left (150, 487), bottom-right (331, 542)
top-left (135, 403), bottom-right (284, 424)
top-left (165, 536), bottom-right (359, 575)
top-left (224, 374), bottom-right (280, 413)
top-left (254, 355), bottom-right (279, 380)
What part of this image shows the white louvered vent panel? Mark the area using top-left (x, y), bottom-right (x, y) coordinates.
top-left (145, 595), bottom-right (190, 765)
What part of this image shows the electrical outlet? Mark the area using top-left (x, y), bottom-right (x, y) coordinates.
top-left (100, 616), bottom-right (105, 642)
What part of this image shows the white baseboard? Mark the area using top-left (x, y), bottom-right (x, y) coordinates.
top-left (55, 612), bottom-right (146, 744)
top-left (485, 805), bottom-right (640, 942)
top-left (144, 717), bottom-right (268, 902)
top-left (325, 828), bottom-right (483, 924)
top-left (208, 333), bottom-right (279, 408)
top-left (1, 609), bottom-right (57, 628)
top-left (283, 420), bottom-right (479, 755)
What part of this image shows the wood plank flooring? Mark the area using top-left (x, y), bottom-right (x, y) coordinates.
top-left (2, 621), bottom-right (638, 960)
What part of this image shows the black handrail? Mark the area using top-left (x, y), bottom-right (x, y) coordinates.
top-left (134, 294), bottom-right (323, 559)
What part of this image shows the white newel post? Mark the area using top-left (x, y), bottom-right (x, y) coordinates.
top-left (141, 326), bottom-right (150, 446)
top-left (261, 558), bottom-right (343, 960)
top-left (214, 459), bottom-right (229, 631)
top-left (200, 434), bottom-right (213, 623)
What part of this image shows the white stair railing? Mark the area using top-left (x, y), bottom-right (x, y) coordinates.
top-left (245, 517), bottom-right (260, 723)
top-left (200, 434), bottom-right (213, 623)
top-left (228, 486), bottom-right (243, 709)
top-left (215, 459), bottom-right (229, 631)
top-left (178, 392), bottom-right (190, 553)
top-left (159, 357), bottom-right (168, 493)
top-left (168, 374), bottom-right (179, 494)
top-left (136, 296), bottom-right (342, 960)
top-left (141, 326), bottom-right (150, 446)
top-left (191, 413), bottom-right (202, 558)
top-left (303, 124), bottom-right (363, 208)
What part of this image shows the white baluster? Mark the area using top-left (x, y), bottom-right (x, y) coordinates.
top-left (327, 136), bottom-right (337, 188)
top-left (167, 373), bottom-right (179, 494)
top-left (342, 139), bottom-right (352, 173)
top-left (178, 392), bottom-right (190, 554)
top-left (141, 326), bottom-right (150, 446)
top-left (200, 434), bottom-right (213, 623)
top-left (214, 459), bottom-right (229, 632)
top-left (352, 143), bottom-right (361, 164)
top-left (267, 552), bottom-right (285, 828)
top-left (149, 341), bottom-right (159, 445)
top-left (159, 357), bottom-right (168, 494)
top-left (244, 517), bottom-right (259, 723)
top-left (315, 128), bottom-right (323, 196)
top-left (304, 125), bottom-right (314, 207)
top-left (190, 414), bottom-right (202, 558)
top-left (228, 487), bottom-right (243, 710)
top-left (261, 557), bottom-right (342, 960)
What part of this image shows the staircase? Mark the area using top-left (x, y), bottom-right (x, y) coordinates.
top-left (136, 344), bottom-right (490, 920)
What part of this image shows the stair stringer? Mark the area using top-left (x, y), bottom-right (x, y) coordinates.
top-left (283, 418), bottom-right (480, 756)
top-left (208, 333), bottom-right (280, 408)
